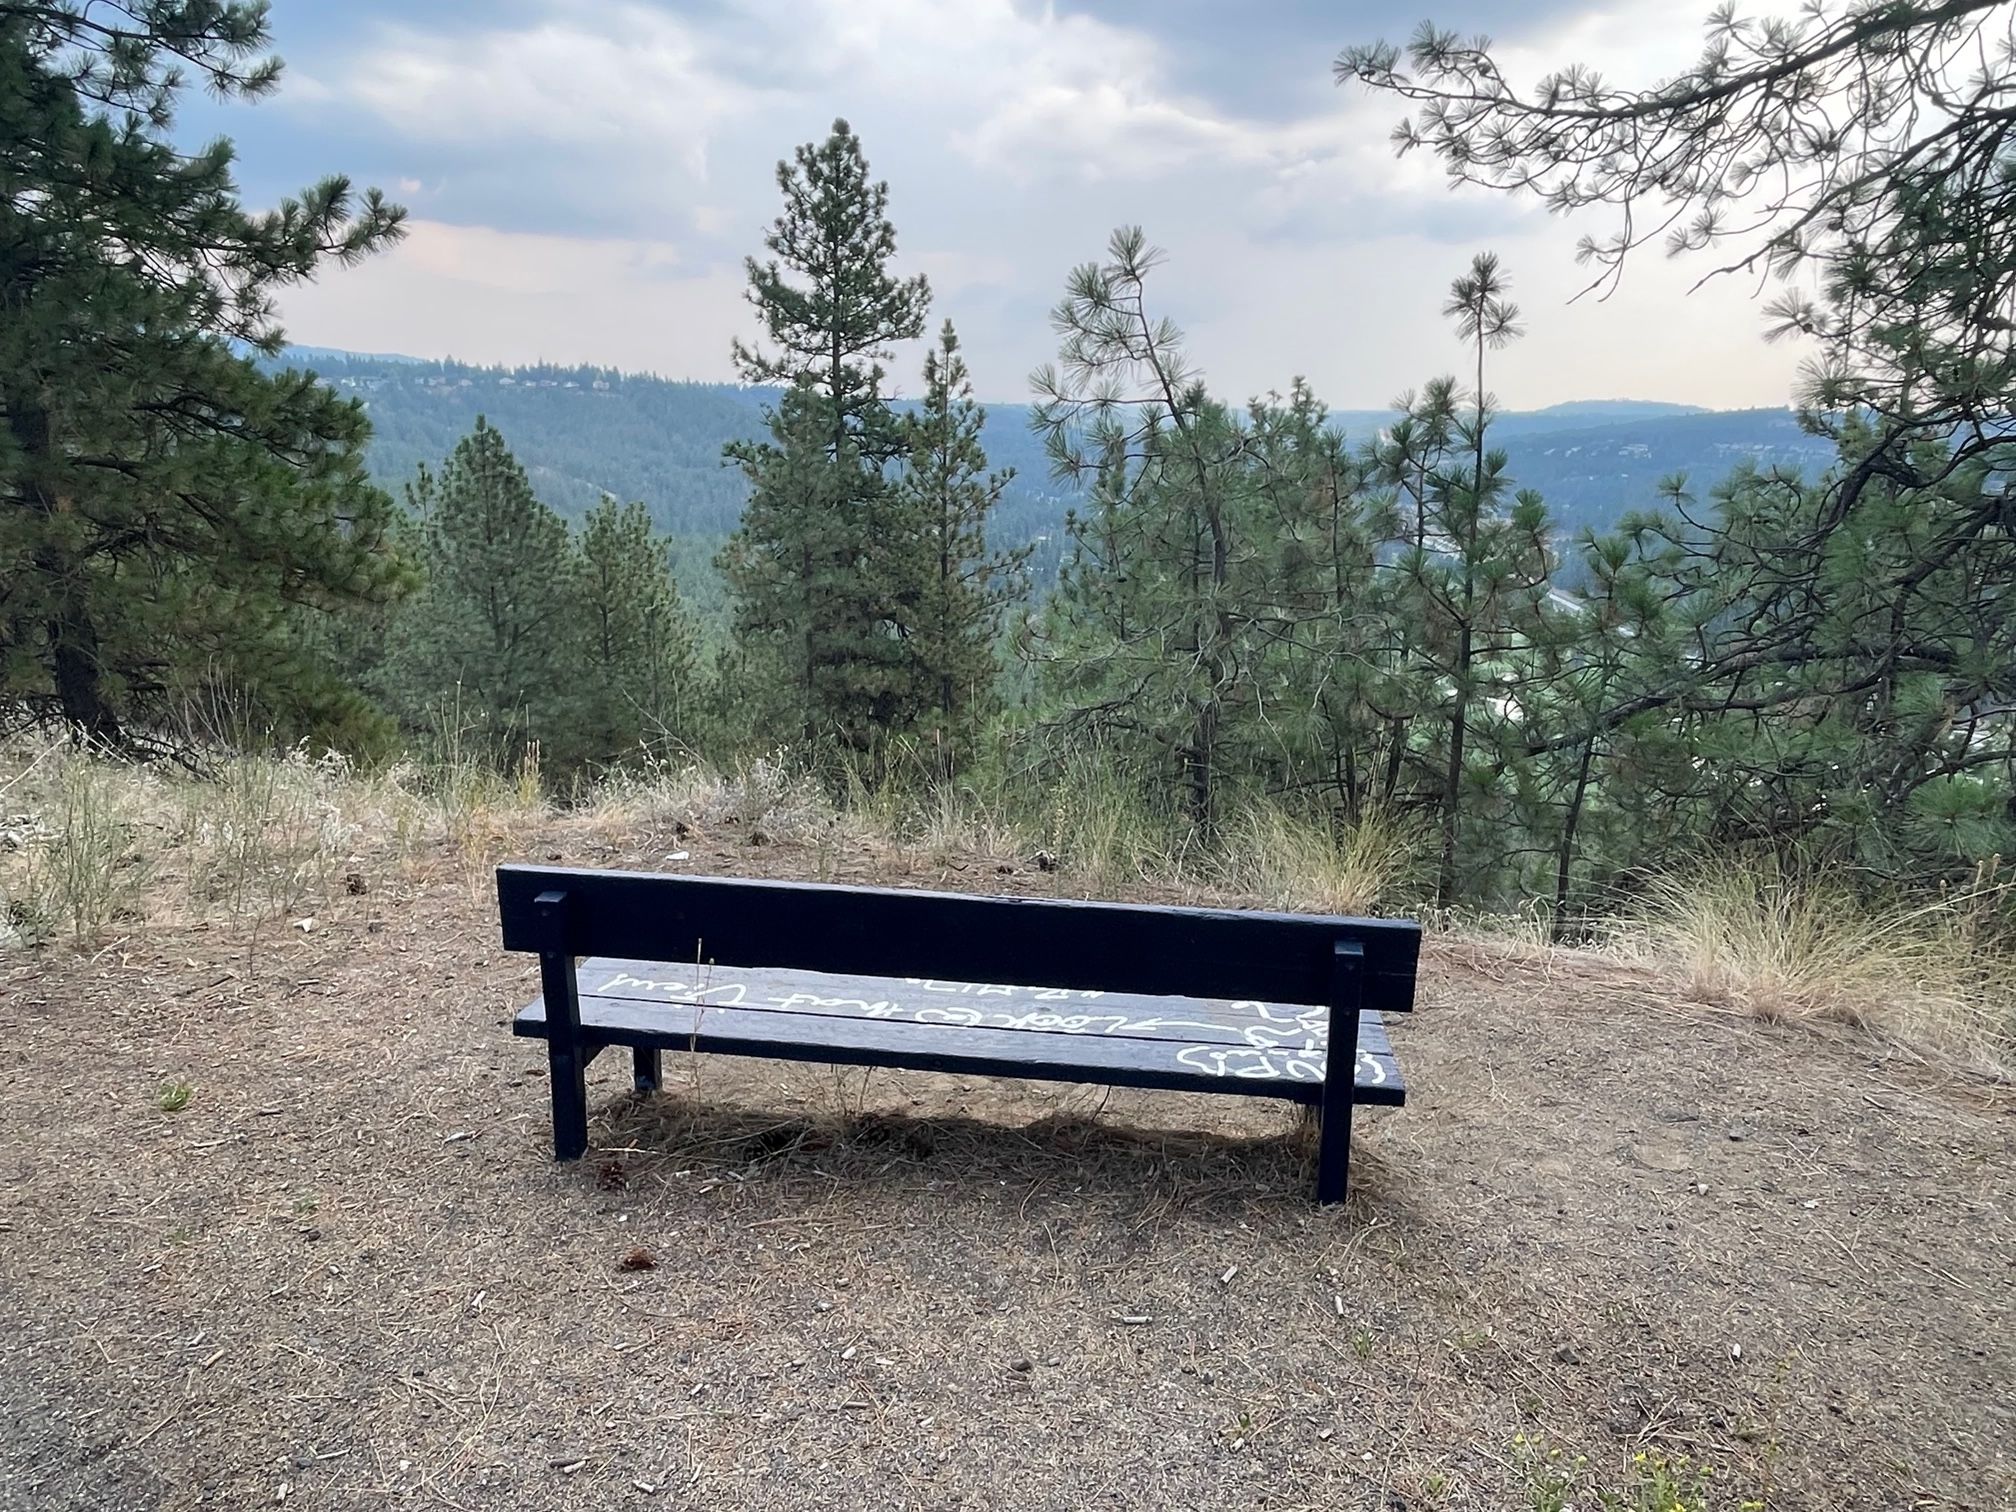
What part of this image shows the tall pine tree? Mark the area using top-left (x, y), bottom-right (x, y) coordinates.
top-left (1366, 261), bottom-right (1554, 908)
top-left (1032, 228), bottom-right (1250, 830)
top-left (384, 419), bottom-right (572, 757)
top-left (1429, 253), bottom-right (1539, 906)
top-left (0, 2), bottom-right (408, 748)
top-left (719, 119), bottom-right (931, 753)
top-left (899, 322), bottom-right (1027, 773)
top-left (572, 497), bottom-right (701, 765)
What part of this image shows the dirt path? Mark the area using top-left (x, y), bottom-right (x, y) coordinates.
top-left (1, 831), bottom-right (2008, 1510)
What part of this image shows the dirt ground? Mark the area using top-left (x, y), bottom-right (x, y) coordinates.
top-left (0, 822), bottom-right (2009, 1511)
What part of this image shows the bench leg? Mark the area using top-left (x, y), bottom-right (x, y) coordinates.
top-left (549, 1044), bottom-right (589, 1160)
top-left (632, 1046), bottom-right (662, 1095)
top-left (1317, 941), bottom-right (1363, 1206)
top-left (1315, 1088), bottom-right (1354, 1205)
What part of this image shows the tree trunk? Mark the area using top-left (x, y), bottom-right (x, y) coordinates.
top-left (1438, 335), bottom-right (1489, 910)
top-left (1436, 649), bottom-right (1469, 909)
top-left (43, 565), bottom-right (122, 747)
top-left (1438, 581), bottom-right (1475, 909)
top-left (1381, 718), bottom-right (1408, 804)
top-left (1186, 699), bottom-right (1217, 833)
top-left (11, 398), bottom-right (122, 746)
top-left (1551, 735), bottom-right (1597, 943)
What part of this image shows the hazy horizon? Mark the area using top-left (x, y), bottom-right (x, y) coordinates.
top-left (284, 344), bottom-right (1794, 417)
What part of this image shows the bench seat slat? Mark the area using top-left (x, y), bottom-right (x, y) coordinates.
top-left (513, 959), bottom-right (1405, 1106)
top-left (581, 959), bottom-right (1338, 1045)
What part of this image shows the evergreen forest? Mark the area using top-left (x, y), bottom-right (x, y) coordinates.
top-left (9, 0), bottom-right (2016, 932)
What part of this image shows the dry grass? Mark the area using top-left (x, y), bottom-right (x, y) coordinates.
top-left (5, 752), bottom-right (157, 943)
top-left (8, 734), bottom-right (2013, 1083)
top-left (0, 738), bottom-right (888, 949)
top-left (174, 746), bottom-right (427, 922)
top-left (905, 785), bottom-right (1023, 869)
top-left (1, 737), bottom-right (461, 941)
top-left (1218, 802), bottom-right (1423, 918)
top-left (845, 765), bottom-right (1426, 916)
top-left (1616, 857), bottom-right (2016, 1079)
top-left (419, 734), bottom-right (548, 865)
top-left (0, 738), bottom-right (900, 948)
top-left (1038, 765), bottom-right (1184, 886)
top-left (585, 749), bottom-right (869, 853)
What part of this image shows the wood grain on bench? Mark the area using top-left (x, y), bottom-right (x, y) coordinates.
top-left (514, 959), bottom-right (1406, 1106)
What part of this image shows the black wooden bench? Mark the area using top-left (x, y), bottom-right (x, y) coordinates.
top-left (497, 864), bottom-right (1420, 1203)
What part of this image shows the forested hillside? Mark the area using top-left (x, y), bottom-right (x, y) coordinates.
top-left (293, 355), bottom-right (1074, 594)
top-left (295, 351), bottom-right (1836, 572)
top-left (11, 0), bottom-right (2015, 938)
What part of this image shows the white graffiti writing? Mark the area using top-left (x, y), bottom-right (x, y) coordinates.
top-left (905, 979), bottom-right (1105, 1000)
top-left (589, 965), bottom-right (1388, 1085)
top-left (598, 971), bottom-right (748, 1006)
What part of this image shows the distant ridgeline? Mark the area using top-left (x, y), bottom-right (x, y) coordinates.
top-left (279, 350), bottom-right (1836, 581)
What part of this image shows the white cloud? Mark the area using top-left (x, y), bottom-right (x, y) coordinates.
top-left (909, 248), bottom-right (1019, 298)
top-left (279, 65), bottom-right (335, 106)
top-left (290, 0), bottom-right (1815, 411)
top-left (341, 2), bottom-right (768, 180)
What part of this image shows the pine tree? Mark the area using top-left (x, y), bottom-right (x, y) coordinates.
top-left (384, 419), bottom-right (573, 757)
top-left (1538, 434), bottom-right (2016, 886)
top-left (1432, 252), bottom-right (1531, 906)
top-left (1237, 381), bottom-right (1390, 821)
top-left (1032, 233), bottom-right (1397, 837)
top-left (0, 3), bottom-right (407, 748)
top-left (1517, 508), bottom-right (1686, 935)
top-left (899, 322), bottom-right (1027, 772)
top-left (1342, 5), bottom-right (2016, 899)
top-left (1340, 258), bottom-right (1553, 906)
top-left (1361, 379), bottom-right (1462, 808)
top-left (571, 498), bottom-right (700, 765)
top-left (1032, 228), bottom-right (1250, 830)
top-left (720, 119), bottom-right (931, 753)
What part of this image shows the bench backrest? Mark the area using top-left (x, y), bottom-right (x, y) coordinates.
top-left (497, 864), bottom-right (1419, 1014)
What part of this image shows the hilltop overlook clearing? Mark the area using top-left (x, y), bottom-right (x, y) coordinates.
top-left (0, 743), bottom-right (2007, 1511)
top-left (7, 2), bottom-right (2016, 1506)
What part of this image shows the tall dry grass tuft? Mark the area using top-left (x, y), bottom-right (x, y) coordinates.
top-left (698, 750), bottom-right (855, 843)
top-left (7, 752), bottom-right (156, 943)
top-left (418, 711), bottom-right (549, 866)
top-left (1626, 857), bottom-right (2015, 1078)
top-left (903, 780), bottom-right (1021, 869)
top-left (1030, 752), bottom-right (1182, 889)
top-left (0, 732), bottom-right (523, 946)
top-left (1220, 801), bottom-right (1423, 917)
top-left (580, 749), bottom-right (869, 887)
top-left (175, 746), bottom-right (425, 921)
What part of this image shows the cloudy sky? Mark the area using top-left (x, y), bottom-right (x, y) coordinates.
top-left (199, 0), bottom-right (1808, 411)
